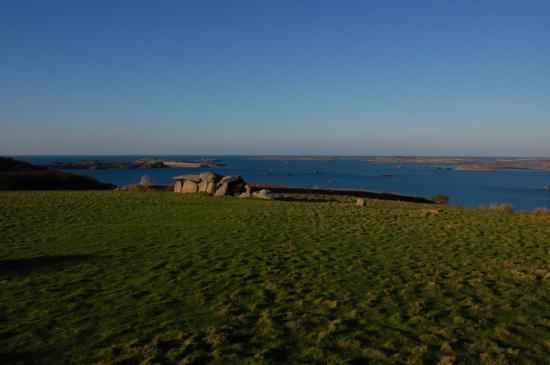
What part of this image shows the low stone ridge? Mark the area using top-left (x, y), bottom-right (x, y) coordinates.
top-left (250, 184), bottom-right (433, 204)
top-left (252, 189), bottom-right (283, 200)
top-left (173, 172), bottom-right (264, 198)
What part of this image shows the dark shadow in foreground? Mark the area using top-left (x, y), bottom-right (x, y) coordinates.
top-left (0, 254), bottom-right (92, 276)
top-left (279, 196), bottom-right (337, 203)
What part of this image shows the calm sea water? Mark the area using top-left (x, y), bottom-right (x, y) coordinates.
top-left (15, 155), bottom-right (550, 211)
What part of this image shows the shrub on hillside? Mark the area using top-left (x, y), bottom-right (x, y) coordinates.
top-left (532, 207), bottom-right (550, 217)
top-left (431, 194), bottom-right (449, 204)
top-left (488, 203), bottom-right (514, 213)
top-left (140, 175), bottom-right (153, 186)
top-left (0, 156), bottom-right (44, 171)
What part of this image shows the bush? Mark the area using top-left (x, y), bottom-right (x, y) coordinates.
top-left (432, 194), bottom-right (449, 204)
top-left (140, 175), bottom-right (153, 186)
top-left (532, 207), bottom-right (550, 217)
top-left (488, 203), bottom-right (514, 213)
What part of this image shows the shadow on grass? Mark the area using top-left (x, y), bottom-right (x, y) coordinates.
top-left (0, 255), bottom-right (92, 276)
top-left (280, 197), bottom-right (336, 203)
top-left (0, 350), bottom-right (45, 365)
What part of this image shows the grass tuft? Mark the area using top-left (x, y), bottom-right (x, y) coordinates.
top-left (487, 203), bottom-right (514, 213)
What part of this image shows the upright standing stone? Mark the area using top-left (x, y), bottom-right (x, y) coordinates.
top-left (198, 180), bottom-right (208, 193)
top-left (356, 198), bottom-right (366, 207)
top-left (174, 180), bottom-right (183, 193)
top-left (214, 182), bottom-right (229, 196)
top-left (206, 182), bottom-right (216, 194)
top-left (182, 180), bottom-right (199, 193)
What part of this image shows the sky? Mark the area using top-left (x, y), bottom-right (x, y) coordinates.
top-left (1, 0), bottom-right (549, 156)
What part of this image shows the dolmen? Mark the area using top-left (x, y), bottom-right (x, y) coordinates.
top-left (173, 172), bottom-right (283, 200)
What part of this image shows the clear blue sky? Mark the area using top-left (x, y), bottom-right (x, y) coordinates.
top-left (1, 0), bottom-right (549, 156)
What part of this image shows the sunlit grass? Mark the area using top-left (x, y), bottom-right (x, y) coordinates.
top-left (0, 191), bottom-right (549, 364)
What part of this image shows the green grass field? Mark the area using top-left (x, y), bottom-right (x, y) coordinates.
top-left (1, 191), bottom-right (549, 364)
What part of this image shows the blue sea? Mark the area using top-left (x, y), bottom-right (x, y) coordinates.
top-left (15, 155), bottom-right (550, 211)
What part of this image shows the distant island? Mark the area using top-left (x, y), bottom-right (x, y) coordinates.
top-left (251, 156), bottom-right (550, 171)
top-left (43, 158), bottom-right (225, 170)
top-left (454, 164), bottom-right (550, 171)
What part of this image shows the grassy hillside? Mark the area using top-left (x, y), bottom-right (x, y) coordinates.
top-left (0, 157), bottom-right (112, 191)
top-left (0, 191), bottom-right (549, 364)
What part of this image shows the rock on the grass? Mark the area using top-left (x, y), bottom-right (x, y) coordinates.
top-left (214, 176), bottom-right (245, 196)
top-left (252, 189), bottom-right (284, 200)
top-left (356, 198), bottom-right (366, 207)
top-left (174, 180), bottom-right (183, 193)
top-left (199, 172), bottom-right (222, 183)
top-left (218, 175), bottom-right (241, 185)
top-left (182, 180), bottom-right (199, 193)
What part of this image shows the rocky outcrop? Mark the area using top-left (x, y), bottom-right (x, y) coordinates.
top-left (173, 173), bottom-right (283, 199)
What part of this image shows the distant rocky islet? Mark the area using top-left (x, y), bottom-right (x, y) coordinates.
top-left (43, 158), bottom-right (225, 170)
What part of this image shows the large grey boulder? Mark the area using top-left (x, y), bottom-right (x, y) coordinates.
top-left (173, 174), bottom-right (201, 183)
top-left (174, 180), bottom-right (183, 193)
top-left (199, 172), bottom-right (222, 183)
top-left (219, 175), bottom-right (242, 185)
top-left (182, 180), bottom-right (199, 193)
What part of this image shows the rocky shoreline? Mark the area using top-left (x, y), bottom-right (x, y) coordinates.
top-left (43, 158), bottom-right (225, 170)
top-left (453, 165), bottom-right (550, 171)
